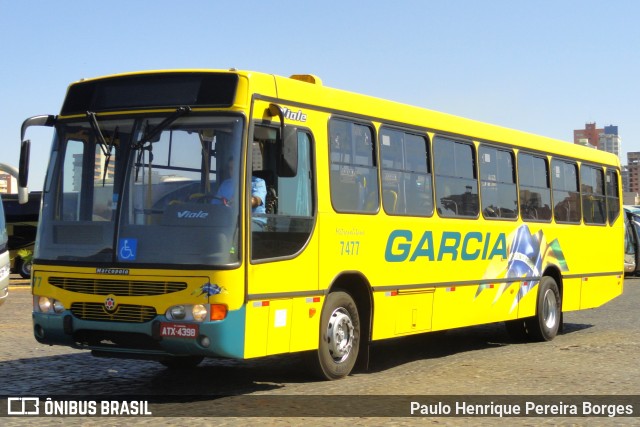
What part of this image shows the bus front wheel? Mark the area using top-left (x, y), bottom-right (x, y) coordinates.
top-left (525, 276), bottom-right (561, 341)
top-left (311, 291), bottom-right (360, 380)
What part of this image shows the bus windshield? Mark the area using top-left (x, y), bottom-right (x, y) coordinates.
top-left (37, 114), bottom-right (244, 266)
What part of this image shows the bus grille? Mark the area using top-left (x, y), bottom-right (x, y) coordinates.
top-left (49, 277), bottom-right (187, 296)
top-left (70, 302), bottom-right (157, 323)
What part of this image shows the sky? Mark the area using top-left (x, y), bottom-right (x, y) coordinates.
top-left (1, 0), bottom-right (639, 191)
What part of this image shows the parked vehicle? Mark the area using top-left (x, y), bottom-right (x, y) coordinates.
top-left (624, 206), bottom-right (640, 276)
top-left (0, 194), bottom-right (9, 305)
top-left (1, 192), bottom-right (40, 279)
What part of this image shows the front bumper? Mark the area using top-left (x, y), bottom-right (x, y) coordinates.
top-left (32, 307), bottom-right (246, 360)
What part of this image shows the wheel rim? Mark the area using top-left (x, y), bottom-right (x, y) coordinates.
top-left (326, 307), bottom-right (354, 363)
top-left (542, 288), bottom-right (558, 329)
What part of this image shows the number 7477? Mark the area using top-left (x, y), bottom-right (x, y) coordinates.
top-left (340, 241), bottom-right (360, 256)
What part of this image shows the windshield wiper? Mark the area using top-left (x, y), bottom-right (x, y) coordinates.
top-left (101, 126), bottom-right (119, 186)
top-left (134, 106), bottom-right (191, 149)
top-left (87, 111), bottom-right (118, 186)
top-left (87, 111), bottom-right (109, 155)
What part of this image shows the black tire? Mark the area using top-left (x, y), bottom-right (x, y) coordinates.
top-left (310, 291), bottom-right (360, 380)
top-left (159, 355), bottom-right (204, 369)
top-left (504, 319), bottom-right (529, 342)
top-left (19, 259), bottom-right (32, 279)
top-left (525, 276), bottom-right (562, 342)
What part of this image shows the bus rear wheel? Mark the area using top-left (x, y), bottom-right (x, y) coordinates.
top-left (311, 291), bottom-right (360, 380)
top-left (525, 276), bottom-right (561, 341)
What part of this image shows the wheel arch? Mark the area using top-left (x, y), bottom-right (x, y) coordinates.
top-left (541, 264), bottom-right (564, 333)
top-left (327, 271), bottom-right (373, 370)
top-left (327, 271), bottom-right (373, 339)
top-left (542, 265), bottom-right (563, 301)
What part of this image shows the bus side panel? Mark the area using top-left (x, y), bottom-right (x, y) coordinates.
top-left (561, 276), bottom-right (582, 312)
top-left (371, 292), bottom-right (394, 340)
top-left (244, 302), bottom-right (270, 358)
top-left (289, 296), bottom-right (322, 352)
top-left (371, 290), bottom-right (434, 340)
top-left (514, 283), bottom-right (537, 319)
top-left (430, 282), bottom-right (520, 331)
top-left (393, 291), bottom-right (434, 335)
top-left (244, 296), bottom-right (322, 358)
top-left (580, 275), bottom-right (623, 310)
top-left (265, 299), bottom-right (293, 355)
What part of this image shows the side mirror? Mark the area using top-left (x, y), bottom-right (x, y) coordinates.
top-left (18, 140), bottom-right (30, 188)
top-left (18, 115), bottom-right (56, 201)
top-left (268, 104), bottom-right (298, 177)
top-left (21, 115), bottom-right (56, 141)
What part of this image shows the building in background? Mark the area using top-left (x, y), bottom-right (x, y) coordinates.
top-left (71, 150), bottom-right (116, 192)
top-left (574, 123), bottom-right (634, 198)
top-left (574, 123), bottom-right (602, 149)
top-left (622, 166), bottom-right (630, 193)
top-left (600, 126), bottom-right (622, 159)
top-left (627, 152), bottom-right (640, 195)
top-left (573, 122), bottom-right (621, 158)
top-left (0, 173), bottom-right (16, 194)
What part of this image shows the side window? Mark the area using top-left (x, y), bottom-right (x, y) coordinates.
top-left (479, 146), bottom-right (518, 219)
top-left (329, 119), bottom-right (379, 213)
top-left (518, 153), bottom-right (552, 222)
top-left (434, 137), bottom-right (478, 218)
top-left (252, 128), bottom-right (315, 261)
top-left (379, 128), bottom-right (433, 216)
top-left (61, 139), bottom-right (85, 221)
top-left (581, 165), bottom-right (606, 225)
top-left (606, 169), bottom-right (621, 224)
top-left (551, 159), bottom-right (581, 223)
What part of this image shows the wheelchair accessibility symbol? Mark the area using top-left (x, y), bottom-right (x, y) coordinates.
top-left (118, 238), bottom-right (137, 261)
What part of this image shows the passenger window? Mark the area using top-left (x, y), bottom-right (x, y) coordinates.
top-left (379, 128), bottom-right (433, 216)
top-left (329, 119), bottom-right (379, 213)
top-left (606, 169), bottom-right (621, 224)
top-left (581, 165), bottom-right (606, 225)
top-left (434, 137), bottom-right (478, 218)
top-left (551, 159), bottom-right (581, 223)
top-left (479, 146), bottom-right (517, 219)
top-left (518, 153), bottom-right (552, 221)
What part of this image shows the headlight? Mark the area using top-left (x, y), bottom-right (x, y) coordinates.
top-left (35, 296), bottom-right (65, 314)
top-left (166, 304), bottom-right (210, 322)
top-left (38, 296), bottom-right (52, 312)
top-left (192, 305), bottom-right (208, 322)
top-left (169, 305), bottom-right (186, 320)
top-left (53, 300), bottom-right (65, 314)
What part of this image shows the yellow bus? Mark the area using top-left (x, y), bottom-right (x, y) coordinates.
top-left (20, 70), bottom-right (623, 379)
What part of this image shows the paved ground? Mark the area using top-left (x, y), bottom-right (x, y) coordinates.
top-left (1, 274), bottom-right (639, 425)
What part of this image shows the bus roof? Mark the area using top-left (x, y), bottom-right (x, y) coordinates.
top-left (63, 69), bottom-right (620, 168)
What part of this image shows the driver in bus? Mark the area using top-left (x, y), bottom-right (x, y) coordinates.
top-left (214, 156), bottom-right (267, 229)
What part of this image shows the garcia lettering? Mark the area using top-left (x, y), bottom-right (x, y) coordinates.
top-left (385, 229), bottom-right (507, 262)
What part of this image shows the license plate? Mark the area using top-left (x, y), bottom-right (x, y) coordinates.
top-left (159, 322), bottom-right (199, 339)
